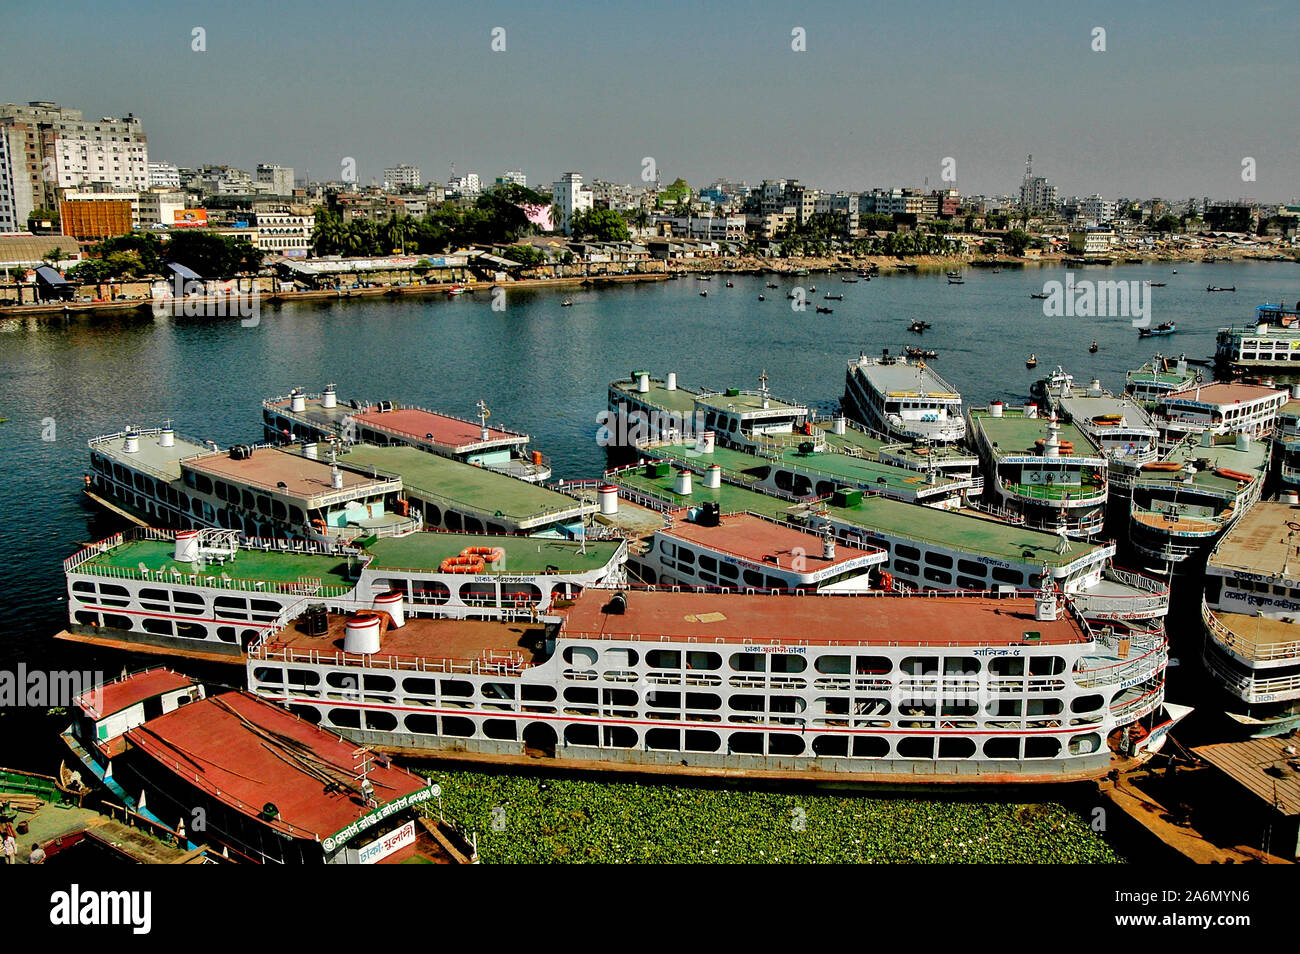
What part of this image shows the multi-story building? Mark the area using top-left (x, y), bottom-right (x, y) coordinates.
top-left (255, 163), bottom-right (295, 196)
top-left (651, 212), bottom-right (747, 242)
top-left (148, 161), bottom-right (180, 189)
top-left (447, 172), bottom-right (480, 197)
top-left (0, 101), bottom-right (148, 229)
top-left (1019, 156), bottom-right (1057, 214)
top-left (591, 179), bottom-right (636, 211)
top-left (382, 163), bottom-right (422, 190)
top-left (496, 169), bottom-right (526, 188)
top-left (552, 172), bottom-right (594, 235)
top-left (252, 205), bottom-right (314, 255)
top-left (136, 189), bottom-right (186, 228)
top-left (187, 164), bottom-right (255, 196)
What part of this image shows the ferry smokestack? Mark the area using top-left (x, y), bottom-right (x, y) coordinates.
top-left (373, 590), bottom-right (404, 629)
top-left (833, 416), bottom-right (846, 435)
top-left (1035, 576), bottom-right (1059, 621)
top-left (303, 442), bottom-right (318, 460)
top-left (343, 612), bottom-right (382, 654)
top-left (1087, 379), bottom-right (1102, 397)
top-left (290, 389), bottom-right (306, 413)
top-left (331, 466), bottom-right (344, 490)
top-left (1043, 414), bottom-right (1061, 459)
top-left (990, 401), bottom-right (1004, 418)
top-left (321, 384), bottom-right (337, 409)
top-left (123, 428), bottom-right (139, 454)
top-left (822, 534), bottom-right (836, 560)
top-left (666, 372), bottom-right (677, 391)
top-left (637, 372), bottom-right (650, 394)
top-left (173, 529), bottom-right (199, 563)
top-left (674, 467), bottom-right (693, 496)
top-left (695, 430), bottom-right (715, 455)
top-left (159, 424), bottom-right (175, 448)
top-left (1024, 403), bottom-right (1038, 419)
top-left (705, 464), bottom-right (721, 489)
top-left (599, 484), bottom-right (619, 515)
top-left (1291, 383), bottom-right (1300, 400)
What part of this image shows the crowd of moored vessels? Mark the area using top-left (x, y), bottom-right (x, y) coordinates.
top-left (32, 296), bottom-right (1300, 863)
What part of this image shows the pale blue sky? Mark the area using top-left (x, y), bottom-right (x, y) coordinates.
top-left (3, 0), bottom-right (1296, 200)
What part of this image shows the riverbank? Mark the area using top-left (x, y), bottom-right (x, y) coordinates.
top-left (2, 247), bottom-right (1293, 320)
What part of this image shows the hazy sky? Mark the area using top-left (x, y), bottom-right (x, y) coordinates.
top-left (4, 0), bottom-right (1296, 201)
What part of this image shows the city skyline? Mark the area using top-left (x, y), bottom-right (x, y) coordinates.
top-left (3, 0), bottom-right (1295, 203)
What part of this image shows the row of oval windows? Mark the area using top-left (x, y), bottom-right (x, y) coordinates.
top-left (256, 670), bottom-right (1104, 717)
top-left (561, 645), bottom-right (1068, 677)
top-left (294, 706), bottom-right (1098, 760)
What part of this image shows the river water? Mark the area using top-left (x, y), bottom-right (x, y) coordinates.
top-left (2, 258), bottom-right (1297, 811)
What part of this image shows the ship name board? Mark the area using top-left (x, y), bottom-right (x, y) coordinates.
top-left (322, 784), bottom-right (436, 852)
top-left (358, 820), bottom-right (415, 864)
top-left (972, 648), bottom-right (1024, 657)
top-left (743, 644), bottom-right (807, 655)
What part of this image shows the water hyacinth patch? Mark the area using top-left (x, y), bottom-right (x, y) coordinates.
top-left (421, 769), bottom-right (1121, 864)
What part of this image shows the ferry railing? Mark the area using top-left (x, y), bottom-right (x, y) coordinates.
top-left (1202, 597), bottom-right (1300, 664)
top-left (1200, 643), bottom-right (1300, 702)
top-left (1000, 477), bottom-right (1108, 506)
top-left (254, 642), bottom-right (531, 676)
top-left (1108, 684), bottom-right (1166, 723)
top-left (87, 425), bottom-right (208, 483)
top-left (1073, 639), bottom-right (1168, 689)
top-left (1070, 568), bottom-right (1170, 618)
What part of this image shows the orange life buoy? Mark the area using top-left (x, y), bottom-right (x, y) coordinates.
top-left (1214, 468), bottom-right (1255, 483)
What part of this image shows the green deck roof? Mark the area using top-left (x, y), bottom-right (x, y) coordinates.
top-left (337, 444), bottom-right (585, 523)
top-left (607, 467), bottom-right (796, 519)
top-left (811, 496), bottom-right (1106, 569)
top-left (77, 539), bottom-right (357, 592)
top-left (969, 410), bottom-right (1099, 459)
top-left (609, 378), bottom-right (699, 417)
top-left (364, 532), bottom-right (621, 574)
top-left (642, 441), bottom-right (961, 495)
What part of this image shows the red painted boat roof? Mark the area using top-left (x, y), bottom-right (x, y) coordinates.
top-left (79, 669), bottom-right (194, 719)
top-left (1165, 383), bottom-right (1284, 406)
top-left (660, 512), bottom-right (880, 568)
top-left (125, 691), bottom-right (429, 841)
top-left (556, 590), bottom-right (1085, 648)
top-left (353, 407), bottom-right (521, 449)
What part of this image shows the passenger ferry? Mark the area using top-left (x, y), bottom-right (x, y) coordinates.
top-left (62, 670), bottom-right (475, 863)
top-left (245, 584), bottom-right (1171, 783)
top-left (1201, 500), bottom-right (1300, 731)
top-left (59, 526), bottom-right (626, 663)
top-left (604, 460), bottom-right (1169, 636)
top-left (86, 424), bottom-right (419, 541)
top-left (1044, 376), bottom-right (1161, 495)
top-left (966, 403), bottom-right (1109, 538)
top-left (1150, 382), bottom-right (1286, 450)
top-left (815, 415), bottom-right (980, 482)
top-left (634, 435), bottom-right (974, 508)
top-left (1214, 303), bottom-right (1300, 375)
top-left (1124, 353), bottom-right (1198, 405)
top-left (1127, 431), bottom-right (1269, 573)
top-left (263, 385), bottom-right (552, 483)
top-left (323, 442), bottom-right (595, 536)
top-left (628, 506), bottom-right (887, 593)
top-left (1273, 388), bottom-right (1300, 493)
top-left (607, 369), bottom-right (820, 456)
top-left (842, 350), bottom-right (966, 444)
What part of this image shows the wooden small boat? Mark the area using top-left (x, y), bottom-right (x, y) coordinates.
top-left (560, 298), bottom-right (573, 307)
top-left (1026, 354), bottom-right (1038, 368)
top-left (1207, 285), bottom-right (1236, 292)
top-left (766, 282), bottom-right (778, 289)
top-left (1226, 711), bottom-right (1300, 738)
top-left (1089, 340), bottom-right (1099, 353)
top-left (905, 346), bottom-right (938, 360)
top-left (816, 306), bottom-right (833, 314)
top-left (1146, 281), bottom-right (1167, 287)
top-left (947, 278), bottom-right (965, 285)
top-left (697, 275), bottom-right (711, 281)
top-left (824, 293), bottom-right (843, 300)
top-left (842, 277), bottom-right (858, 283)
top-left (758, 295), bottom-right (766, 301)
top-left (725, 281), bottom-right (733, 287)
top-left (1030, 293), bottom-right (1049, 300)
top-left (699, 290), bottom-right (708, 297)
top-left (1138, 322), bottom-right (1176, 337)
top-left (908, 320), bottom-right (931, 333)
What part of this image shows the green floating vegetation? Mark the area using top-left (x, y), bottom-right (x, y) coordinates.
top-left (421, 769), bottom-right (1121, 864)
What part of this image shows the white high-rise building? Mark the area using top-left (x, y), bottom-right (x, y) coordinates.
top-left (148, 161), bottom-right (180, 189)
top-left (256, 163), bottom-right (295, 195)
top-left (448, 172), bottom-right (481, 197)
top-left (498, 169), bottom-right (527, 188)
top-left (0, 102), bottom-right (148, 225)
top-left (552, 172), bottom-right (594, 235)
top-left (383, 164), bottom-right (422, 190)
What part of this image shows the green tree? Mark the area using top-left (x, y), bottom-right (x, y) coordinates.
top-left (570, 208), bottom-right (630, 242)
top-left (1004, 228), bottom-right (1031, 256)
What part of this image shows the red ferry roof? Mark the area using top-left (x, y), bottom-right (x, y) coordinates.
top-left (661, 513), bottom-right (879, 568)
top-left (353, 407), bottom-right (520, 449)
top-left (267, 612), bottom-right (542, 668)
top-left (557, 590), bottom-right (1085, 647)
top-left (125, 691), bottom-right (428, 841)
top-left (79, 669), bottom-right (194, 719)
top-left (186, 447), bottom-right (387, 497)
top-left (1165, 383), bottom-right (1284, 406)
